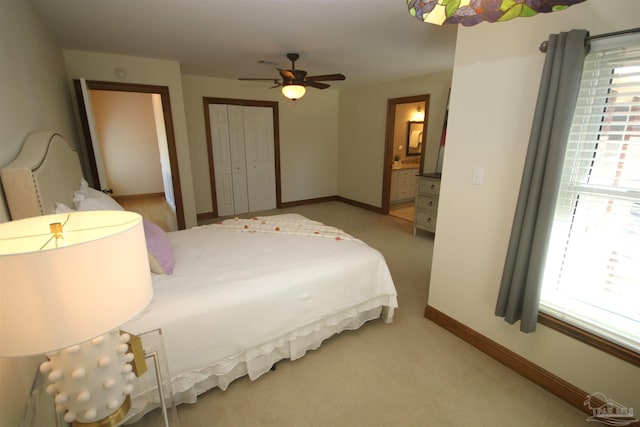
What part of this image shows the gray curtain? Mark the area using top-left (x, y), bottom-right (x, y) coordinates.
top-left (495, 30), bottom-right (590, 333)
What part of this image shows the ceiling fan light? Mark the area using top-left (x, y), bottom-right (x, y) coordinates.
top-left (281, 85), bottom-right (306, 101)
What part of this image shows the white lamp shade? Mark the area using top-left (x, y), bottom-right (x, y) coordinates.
top-left (281, 84), bottom-right (306, 100)
top-left (0, 210), bottom-right (153, 357)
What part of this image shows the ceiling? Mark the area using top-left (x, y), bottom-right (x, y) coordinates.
top-left (30, 0), bottom-right (458, 90)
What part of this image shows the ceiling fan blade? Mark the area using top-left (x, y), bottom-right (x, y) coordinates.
top-left (306, 81), bottom-right (330, 90)
top-left (305, 73), bottom-right (346, 82)
top-left (277, 68), bottom-right (295, 79)
top-left (238, 78), bottom-right (281, 84)
top-left (245, 54), bottom-right (345, 94)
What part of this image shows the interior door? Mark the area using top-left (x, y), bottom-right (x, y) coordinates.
top-left (227, 105), bottom-right (249, 214)
top-left (208, 104), bottom-right (276, 216)
top-left (243, 106), bottom-right (276, 212)
top-left (382, 94), bottom-right (431, 215)
top-left (209, 104), bottom-right (235, 216)
top-left (73, 78), bottom-right (109, 190)
top-left (73, 79), bottom-right (186, 229)
top-left (204, 97), bottom-right (281, 218)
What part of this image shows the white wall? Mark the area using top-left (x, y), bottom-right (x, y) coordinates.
top-left (338, 71), bottom-right (452, 207)
top-left (0, 0), bottom-right (77, 425)
top-left (63, 50), bottom-right (198, 228)
top-left (181, 74), bottom-right (339, 214)
top-left (430, 0), bottom-right (640, 413)
top-left (0, 3), bottom-right (79, 222)
top-left (90, 90), bottom-right (165, 196)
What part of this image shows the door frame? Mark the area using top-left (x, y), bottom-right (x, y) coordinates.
top-left (381, 94), bottom-right (430, 214)
top-left (73, 80), bottom-right (185, 229)
top-left (203, 97), bottom-right (281, 217)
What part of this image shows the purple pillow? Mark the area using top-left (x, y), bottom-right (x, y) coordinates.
top-left (142, 219), bottom-right (174, 275)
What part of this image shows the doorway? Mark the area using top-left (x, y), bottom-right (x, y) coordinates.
top-left (73, 80), bottom-right (185, 230)
top-left (203, 97), bottom-right (281, 218)
top-left (382, 94), bottom-right (430, 220)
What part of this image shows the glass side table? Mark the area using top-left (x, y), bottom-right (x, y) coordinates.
top-left (21, 328), bottom-right (180, 427)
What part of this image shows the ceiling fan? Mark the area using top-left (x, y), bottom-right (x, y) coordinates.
top-left (239, 53), bottom-right (346, 100)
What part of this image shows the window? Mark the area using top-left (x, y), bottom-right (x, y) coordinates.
top-left (540, 36), bottom-right (640, 354)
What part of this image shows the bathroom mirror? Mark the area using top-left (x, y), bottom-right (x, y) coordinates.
top-left (406, 121), bottom-right (423, 156)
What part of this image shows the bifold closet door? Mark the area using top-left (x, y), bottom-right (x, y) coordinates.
top-left (209, 104), bottom-right (276, 216)
top-left (209, 104), bottom-right (242, 216)
top-left (242, 106), bottom-right (276, 212)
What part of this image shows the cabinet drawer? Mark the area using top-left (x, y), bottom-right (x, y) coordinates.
top-left (399, 180), bottom-right (416, 192)
top-left (416, 195), bottom-right (438, 212)
top-left (398, 169), bottom-right (417, 179)
top-left (418, 178), bottom-right (440, 195)
top-left (398, 189), bottom-right (414, 199)
top-left (416, 211), bottom-right (437, 231)
top-left (399, 176), bottom-right (414, 186)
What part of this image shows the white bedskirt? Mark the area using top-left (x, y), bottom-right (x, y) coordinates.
top-left (125, 304), bottom-right (392, 423)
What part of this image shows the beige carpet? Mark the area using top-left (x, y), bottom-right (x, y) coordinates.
top-left (131, 201), bottom-right (588, 427)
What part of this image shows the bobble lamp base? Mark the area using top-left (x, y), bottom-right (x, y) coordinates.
top-left (72, 394), bottom-right (131, 427)
top-left (40, 330), bottom-right (137, 424)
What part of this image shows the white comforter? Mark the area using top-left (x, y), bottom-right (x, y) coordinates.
top-left (123, 214), bottom-right (397, 420)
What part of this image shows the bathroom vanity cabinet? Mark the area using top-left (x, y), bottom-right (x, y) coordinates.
top-left (390, 167), bottom-right (418, 203)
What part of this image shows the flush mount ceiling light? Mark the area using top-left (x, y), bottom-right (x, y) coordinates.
top-left (281, 84), bottom-right (307, 101)
top-left (407, 0), bottom-right (587, 26)
top-left (413, 105), bottom-right (425, 121)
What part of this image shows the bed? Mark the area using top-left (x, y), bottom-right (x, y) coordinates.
top-left (1, 132), bottom-right (398, 423)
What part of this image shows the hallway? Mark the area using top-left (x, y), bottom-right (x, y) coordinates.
top-left (115, 194), bottom-right (178, 232)
top-left (389, 201), bottom-right (414, 223)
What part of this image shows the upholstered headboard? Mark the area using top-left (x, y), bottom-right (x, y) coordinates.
top-left (1, 132), bottom-right (84, 220)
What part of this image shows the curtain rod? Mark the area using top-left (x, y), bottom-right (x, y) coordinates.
top-left (588, 27), bottom-right (640, 41)
top-left (539, 27), bottom-right (640, 52)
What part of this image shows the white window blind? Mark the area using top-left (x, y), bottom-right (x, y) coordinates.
top-left (540, 36), bottom-right (640, 353)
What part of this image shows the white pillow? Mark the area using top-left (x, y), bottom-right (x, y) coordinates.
top-left (73, 178), bottom-right (124, 211)
top-left (55, 202), bottom-right (75, 213)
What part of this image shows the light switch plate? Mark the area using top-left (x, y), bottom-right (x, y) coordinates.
top-left (472, 167), bottom-right (484, 185)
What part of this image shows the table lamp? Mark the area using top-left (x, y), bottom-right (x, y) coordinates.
top-left (0, 210), bottom-right (153, 426)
